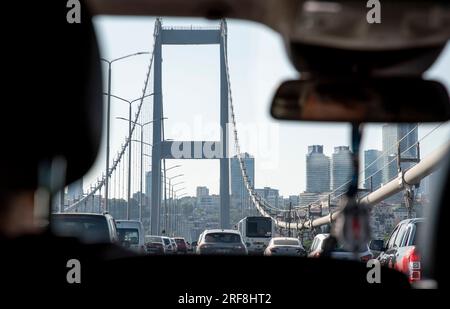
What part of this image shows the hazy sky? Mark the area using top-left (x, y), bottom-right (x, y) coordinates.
top-left (83, 16), bottom-right (450, 198)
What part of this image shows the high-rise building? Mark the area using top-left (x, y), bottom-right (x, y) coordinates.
top-left (331, 146), bottom-right (353, 196)
top-left (231, 153), bottom-right (255, 197)
top-left (306, 145), bottom-right (330, 193)
top-left (255, 187), bottom-right (280, 208)
top-left (231, 153), bottom-right (255, 213)
top-left (382, 124), bottom-right (418, 184)
top-left (196, 186), bottom-right (209, 197)
top-left (364, 149), bottom-right (383, 191)
top-left (288, 195), bottom-right (300, 207)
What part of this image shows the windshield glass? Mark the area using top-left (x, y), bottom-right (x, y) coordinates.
top-left (205, 233), bottom-right (241, 243)
top-left (52, 215), bottom-right (110, 244)
top-left (146, 236), bottom-right (162, 243)
top-left (60, 16), bottom-right (449, 266)
top-left (246, 218), bottom-right (272, 238)
top-left (117, 228), bottom-right (139, 244)
top-left (274, 239), bottom-right (300, 246)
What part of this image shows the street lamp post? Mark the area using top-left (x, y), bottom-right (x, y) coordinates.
top-left (110, 93), bottom-right (154, 219)
top-left (165, 172), bottom-right (183, 234)
top-left (163, 165), bottom-right (181, 231)
top-left (173, 188), bottom-right (186, 234)
top-left (100, 52), bottom-right (149, 212)
top-left (121, 118), bottom-right (164, 222)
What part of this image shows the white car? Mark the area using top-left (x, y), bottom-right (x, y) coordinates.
top-left (116, 220), bottom-right (145, 254)
top-left (308, 233), bottom-right (373, 262)
top-left (162, 236), bottom-right (176, 254)
top-left (196, 229), bottom-right (247, 255)
top-left (264, 237), bottom-right (306, 256)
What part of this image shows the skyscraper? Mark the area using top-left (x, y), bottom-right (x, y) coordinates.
top-left (382, 124), bottom-right (418, 184)
top-left (231, 153), bottom-right (255, 197)
top-left (255, 187), bottom-right (280, 208)
top-left (331, 146), bottom-right (353, 196)
top-left (196, 186), bottom-right (209, 197)
top-left (364, 149), bottom-right (382, 191)
top-left (231, 153), bottom-right (255, 214)
top-left (306, 145), bottom-right (330, 193)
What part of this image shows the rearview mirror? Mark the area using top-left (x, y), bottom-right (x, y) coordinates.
top-left (271, 77), bottom-right (450, 123)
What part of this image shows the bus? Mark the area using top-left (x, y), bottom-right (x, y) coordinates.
top-left (237, 216), bottom-right (276, 254)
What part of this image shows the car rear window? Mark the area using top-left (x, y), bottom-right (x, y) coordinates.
top-left (52, 215), bottom-right (110, 244)
top-left (163, 238), bottom-right (171, 245)
top-left (204, 233), bottom-right (241, 243)
top-left (175, 239), bottom-right (185, 244)
top-left (273, 239), bottom-right (300, 246)
top-left (146, 236), bottom-right (162, 243)
top-left (117, 228), bottom-right (139, 244)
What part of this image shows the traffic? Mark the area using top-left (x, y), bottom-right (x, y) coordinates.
top-left (51, 212), bottom-right (423, 282)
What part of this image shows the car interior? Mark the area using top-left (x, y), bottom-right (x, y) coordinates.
top-left (1, 0), bottom-right (449, 296)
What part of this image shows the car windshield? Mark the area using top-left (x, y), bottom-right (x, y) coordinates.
top-left (52, 215), bottom-right (110, 244)
top-left (117, 228), bottom-right (139, 244)
top-left (204, 233), bottom-right (241, 243)
top-left (246, 217), bottom-right (272, 238)
top-left (50, 15), bottom-right (449, 267)
top-left (274, 239), bottom-right (300, 246)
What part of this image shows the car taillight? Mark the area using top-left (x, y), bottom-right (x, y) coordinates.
top-left (360, 254), bottom-right (372, 263)
top-left (408, 247), bottom-right (421, 282)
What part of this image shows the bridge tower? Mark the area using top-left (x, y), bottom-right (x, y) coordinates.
top-left (150, 19), bottom-right (230, 235)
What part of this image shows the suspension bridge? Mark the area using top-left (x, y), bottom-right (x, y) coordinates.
top-left (64, 18), bottom-right (450, 239)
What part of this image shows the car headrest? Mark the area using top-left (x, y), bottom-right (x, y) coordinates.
top-left (1, 1), bottom-right (103, 192)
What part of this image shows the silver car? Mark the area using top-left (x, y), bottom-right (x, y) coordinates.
top-left (264, 237), bottom-right (306, 256)
top-left (196, 229), bottom-right (247, 255)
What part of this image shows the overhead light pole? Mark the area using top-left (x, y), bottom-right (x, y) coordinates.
top-left (100, 51), bottom-right (149, 212)
top-left (119, 117), bottom-right (166, 222)
top-left (110, 93), bottom-right (155, 219)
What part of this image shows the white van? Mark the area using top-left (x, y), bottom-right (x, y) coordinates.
top-left (116, 220), bottom-right (145, 254)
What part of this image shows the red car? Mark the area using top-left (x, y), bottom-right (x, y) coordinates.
top-left (378, 218), bottom-right (424, 282)
top-left (174, 237), bottom-right (187, 254)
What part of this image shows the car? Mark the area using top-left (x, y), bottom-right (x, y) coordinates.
top-left (144, 235), bottom-right (165, 255)
top-left (115, 220), bottom-right (145, 254)
top-left (51, 213), bottom-right (119, 244)
top-left (174, 237), bottom-right (188, 254)
top-left (308, 234), bottom-right (373, 262)
top-left (161, 236), bottom-right (175, 254)
top-left (377, 218), bottom-right (424, 282)
top-left (264, 237), bottom-right (306, 256)
top-left (170, 238), bottom-right (178, 253)
top-left (196, 229), bottom-right (247, 255)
